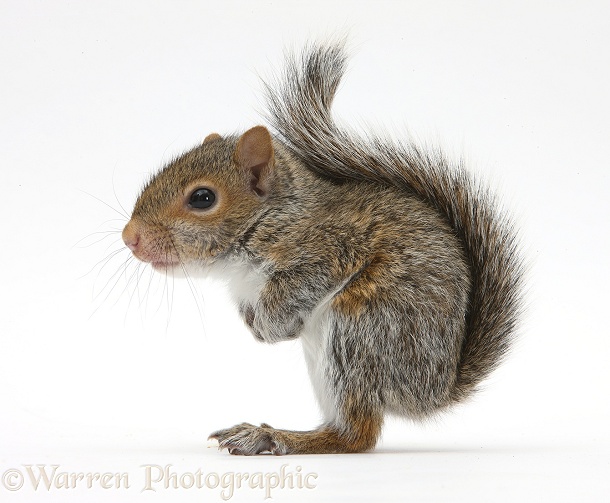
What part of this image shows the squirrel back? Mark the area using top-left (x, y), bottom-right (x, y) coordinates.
top-left (263, 42), bottom-right (525, 402)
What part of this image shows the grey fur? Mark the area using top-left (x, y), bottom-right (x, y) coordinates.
top-left (263, 42), bottom-right (525, 405)
top-left (126, 42), bottom-right (525, 453)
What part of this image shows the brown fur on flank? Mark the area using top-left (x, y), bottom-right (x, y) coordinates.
top-left (122, 42), bottom-right (524, 455)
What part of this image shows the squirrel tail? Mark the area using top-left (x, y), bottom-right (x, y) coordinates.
top-left (264, 42), bottom-right (525, 402)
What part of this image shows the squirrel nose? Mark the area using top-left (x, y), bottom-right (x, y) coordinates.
top-left (122, 222), bottom-right (140, 252)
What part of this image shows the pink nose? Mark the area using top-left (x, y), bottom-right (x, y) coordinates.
top-left (122, 222), bottom-right (140, 252)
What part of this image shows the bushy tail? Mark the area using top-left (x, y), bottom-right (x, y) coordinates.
top-left (263, 42), bottom-right (525, 401)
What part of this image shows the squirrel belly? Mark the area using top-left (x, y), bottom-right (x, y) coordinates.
top-left (123, 42), bottom-right (524, 455)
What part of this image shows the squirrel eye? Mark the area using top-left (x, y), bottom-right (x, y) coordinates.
top-left (188, 188), bottom-right (216, 209)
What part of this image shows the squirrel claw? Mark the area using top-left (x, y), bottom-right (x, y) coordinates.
top-left (208, 422), bottom-right (288, 456)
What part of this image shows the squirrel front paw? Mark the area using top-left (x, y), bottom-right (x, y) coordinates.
top-left (208, 423), bottom-right (288, 455)
top-left (239, 304), bottom-right (303, 343)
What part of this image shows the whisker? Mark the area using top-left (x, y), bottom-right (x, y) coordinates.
top-left (81, 189), bottom-right (129, 220)
top-left (93, 252), bottom-right (135, 305)
top-left (158, 250), bottom-right (171, 331)
top-left (142, 263), bottom-right (158, 319)
top-left (94, 244), bottom-right (128, 276)
top-left (111, 166), bottom-right (130, 220)
top-left (161, 266), bottom-right (172, 333)
top-left (80, 245), bottom-right (126, 281)
top-left (166, 236), bottom-right (206, 331)
top-left (168, 263), bottom-right (176, 333)
top-left (88, 254), bottom-right (133, 320)
top-left (109, 256), bottom-right (139, 309)
top-left (179, 260), bottom-right (206, 332)
top-left (125, 261), bottom-right (147, 325)
top-left (73, 230), bottom-right (121, 249)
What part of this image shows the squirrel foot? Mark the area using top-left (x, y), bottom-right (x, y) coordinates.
top-left (209, 413), bottom-right (382, 455)
top-left (209, 422), bottom-right (288, 456)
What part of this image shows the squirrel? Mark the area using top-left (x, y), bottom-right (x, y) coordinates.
top-left (122, 42), bottom-right (524, 455)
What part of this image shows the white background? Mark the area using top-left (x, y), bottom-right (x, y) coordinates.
top-left (1, 1), bottom-right (609, 501)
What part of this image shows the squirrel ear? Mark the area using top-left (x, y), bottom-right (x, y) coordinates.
top-left (203, 133), bottom-right (222, 143)
top-left (235, 126), bottom-right (275, 197)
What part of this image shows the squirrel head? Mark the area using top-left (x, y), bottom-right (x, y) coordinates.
top-left (122, 126), bottom-right (275, 270)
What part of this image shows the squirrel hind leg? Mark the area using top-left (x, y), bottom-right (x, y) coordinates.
top-left (209, 405), bottom-right (383, 455)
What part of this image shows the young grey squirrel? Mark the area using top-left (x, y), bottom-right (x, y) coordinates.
top-left (122, 42), bottom-right (524, 455)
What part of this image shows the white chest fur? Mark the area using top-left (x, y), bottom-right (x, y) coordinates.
top-left (300, 302), bottom-right (338, 424)
top-left (207, 257), bottom-right (340, 424)
top-left (206, 258), bottom-right (268, 307)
